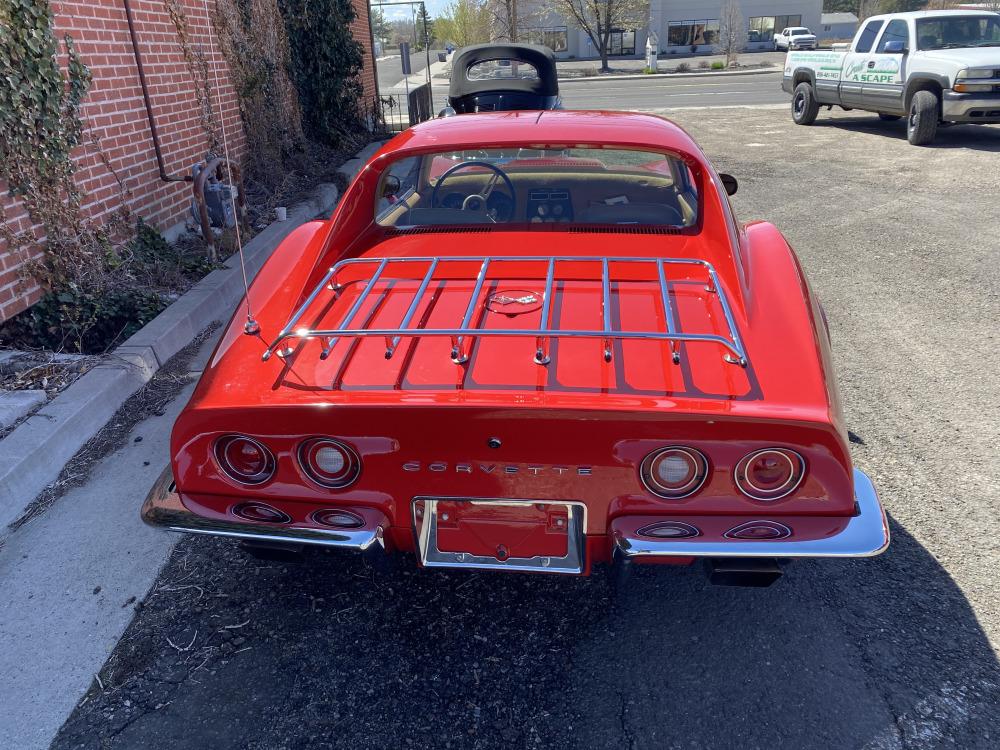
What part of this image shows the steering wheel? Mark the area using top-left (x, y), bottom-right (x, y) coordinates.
top-left (431, 160), bottom-right (516, 221)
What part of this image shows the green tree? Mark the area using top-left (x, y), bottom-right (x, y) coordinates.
top-left (434, 0), bottom-right (491, 47)
top-left (371, 7), bottom-right (392, 51)
top-left (416, 4), bottom-right (435, 49)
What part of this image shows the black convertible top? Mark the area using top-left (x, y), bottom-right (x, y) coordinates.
top-left (448, 43), bottom-right (559, 112)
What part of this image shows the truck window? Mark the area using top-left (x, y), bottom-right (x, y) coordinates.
top-left (855, 20), bottom-right (884, 53)
top-left (916, 16), bottom-right (1000, 50)
top-left (876, 19), bottom-right (909, 53)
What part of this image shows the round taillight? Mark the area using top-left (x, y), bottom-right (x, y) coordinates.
top-left (232, 501), bottom-right (291, 524)
top-left (636, 521), bottom-right (701, 539)
top-left (734, 448), bottom-right (805, 501)
top-left (299, 438), bottom-right (361, 488)
top-left (214, 435), bottom-right (275, 485)
top-left (724, 520), bottom-right (792, 540)
top-left (312, 509), bottom-right (366, 528)
top-left (640, 447), bottom-right (708, 499)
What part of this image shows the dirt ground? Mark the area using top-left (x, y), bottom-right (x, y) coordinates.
top-left (52, 109), bottom-right (1000, 749)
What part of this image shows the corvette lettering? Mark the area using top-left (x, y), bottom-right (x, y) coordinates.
top-left (403, 461), bottom-right (592, 476)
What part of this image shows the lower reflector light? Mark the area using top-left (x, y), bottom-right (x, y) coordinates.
top-left (636, 521), bottom-right (701, 539)
top-left (232, 502), bottom-right (291, 524)
top-left (724, 521), bottom-right (792, 540)
top-left (312, 509), bottom-right (365, 529)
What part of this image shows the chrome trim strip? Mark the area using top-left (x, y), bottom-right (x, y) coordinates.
top-left (141, 468), bottom-right (385, 551)
top-left (387, 257), bottom-right (438, 357)
top-left (318, 257), bottom-right (390, 360)
top-left (453, 257), bottom-right (491, 363)
top-left (614, 469), bottom-right (889, 559)
top-left (412, 496), bottom-right (586, 574)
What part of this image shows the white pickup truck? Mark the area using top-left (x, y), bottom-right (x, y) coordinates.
top-left (774, 27), bottom-right (818, 51)
top-left (782, 10), bottom-right (1000, 144)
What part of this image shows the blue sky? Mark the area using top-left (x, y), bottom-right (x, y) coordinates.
top-left (373, 0), bottom-right (451, 21)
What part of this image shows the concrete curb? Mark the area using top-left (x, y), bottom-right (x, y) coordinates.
top-left (0, 141), bottom-right (382, 531)
top-left (559, 67), bottom-right (781, 83)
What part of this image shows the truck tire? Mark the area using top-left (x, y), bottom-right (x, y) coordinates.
top-left (907, 90), bottom-right (939, 145)
top-left (878, 113), bottom-right (901, 121)
top-left (792, 82), bottom-right (819, 125)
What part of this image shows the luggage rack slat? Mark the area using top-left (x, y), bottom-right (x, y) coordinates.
top-left (260, 256), bottom-right (750, 368)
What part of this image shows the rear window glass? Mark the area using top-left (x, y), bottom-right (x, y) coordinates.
top-left (466, 59), bottom-right (540, 81)
top-left (855, 20), bottom-right (884, 53)
top-left (375, 147), bottom-right (699, 229)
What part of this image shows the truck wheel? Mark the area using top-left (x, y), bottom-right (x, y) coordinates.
top-left (792, 82), bottom-right (819, 125)
top-left (878, 113), bottom-right (901, 121)
top-left (907, 90), bottom-right (939, 145)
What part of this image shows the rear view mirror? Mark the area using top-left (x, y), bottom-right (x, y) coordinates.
top-left (883, 40), bottom-right (906, 54)
top-left (720, 173), bottom-right (738, 196)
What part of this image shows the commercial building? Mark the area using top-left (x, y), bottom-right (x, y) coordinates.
top-left (818, 12), bottom-right (860, 41)
top-left (522, 0), bottom-right (822, 59)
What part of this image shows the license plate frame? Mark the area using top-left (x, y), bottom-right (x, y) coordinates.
top-left (412, 497), bottom-right (586, 574)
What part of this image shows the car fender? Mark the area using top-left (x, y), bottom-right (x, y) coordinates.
top-left (903, 73), bottom-right (950, 110)
top-left (740, 221), bottom-right (847, 440)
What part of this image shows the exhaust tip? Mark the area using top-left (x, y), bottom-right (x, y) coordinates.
top-left (705, 557), bottom-right (783, 588)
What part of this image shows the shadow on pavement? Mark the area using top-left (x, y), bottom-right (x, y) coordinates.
top-left (53, 513), bottom-right (1000, 750)
top-left (812, 116), bottom-right (1000, 152)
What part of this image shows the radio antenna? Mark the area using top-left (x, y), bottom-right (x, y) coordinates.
top-left (201, 0), bottom-right (259, 335)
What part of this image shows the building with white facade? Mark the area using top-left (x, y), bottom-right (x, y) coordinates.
top-left (520, 0), bottom-right (822, 59)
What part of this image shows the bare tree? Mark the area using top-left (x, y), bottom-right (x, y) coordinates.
top-left (488, 0), bottom-right (527, 42)
top-left (551, 0), bottom-right (649, 72)
top-left (716, 0), bottom-right (746, 68)
top-left (857, 0), bottom-right (883, 22)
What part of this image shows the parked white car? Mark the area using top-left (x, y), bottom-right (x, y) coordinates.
top-left (775, 27), bottom-right (818, 51)
top-left (782, 10), bottom-right (1000, 144)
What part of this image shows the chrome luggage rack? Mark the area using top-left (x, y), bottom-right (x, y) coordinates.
top-left (261, 256), bottom-right (748, 367)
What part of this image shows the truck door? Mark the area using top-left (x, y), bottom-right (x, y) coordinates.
top-left (862, 19), bottom-right (909, 113)
top-left (841, 19), bottom-right (884, 107)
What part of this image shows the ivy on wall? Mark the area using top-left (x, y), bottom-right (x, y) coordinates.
top-left (0, 0), bottom-right (97, 288)
top-left (0, 0), bottom-right (170, 352)
top-left (164, 0), bottom-right (221, 151)
top-left (278, 0), bottom-right (367, 148)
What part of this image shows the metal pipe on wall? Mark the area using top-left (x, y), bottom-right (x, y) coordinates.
top-left (122, 0), bottom-right (191, 183)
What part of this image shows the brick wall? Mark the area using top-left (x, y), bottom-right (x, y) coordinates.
top-left (0, 0), bottom-right (377, 324)
top-left (351, 0), bottom-right (378, 103)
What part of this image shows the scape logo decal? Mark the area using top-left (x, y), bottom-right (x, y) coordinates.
top-left (845, 58), bottom-right (900, 84)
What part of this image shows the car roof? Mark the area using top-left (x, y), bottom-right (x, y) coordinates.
top-left (866, 9), bottom-right (998, 21)
top-left (392, 110), bottom-right (705, 158)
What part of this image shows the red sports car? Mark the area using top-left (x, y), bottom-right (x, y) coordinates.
top-left (142, 110), bottom-right (889, 586)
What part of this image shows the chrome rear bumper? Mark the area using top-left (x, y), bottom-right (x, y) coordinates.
top-left (140, 468), bottom-right (385, 551)
top-left (613, 469), bottom-right (888, 559)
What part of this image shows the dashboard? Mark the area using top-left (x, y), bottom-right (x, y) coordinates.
top-left (526, 188), bottom-right (574, 224)
top-left (438, 186), bottom-right (575, 224)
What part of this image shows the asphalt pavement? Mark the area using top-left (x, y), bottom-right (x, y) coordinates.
top-left (560, 71), bottom-right (787, 110)
top-left (377, 49), bottom-right (443, 93)
top-left (14, 97), bottom-right (1000, 749)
